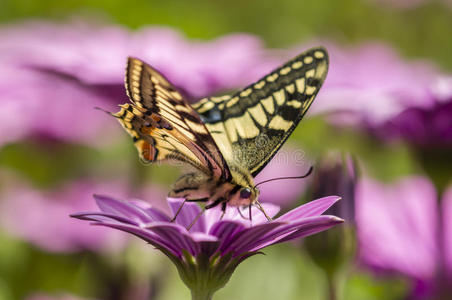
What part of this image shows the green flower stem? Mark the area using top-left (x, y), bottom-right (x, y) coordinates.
top-left (326, 275), bottom-right (337, 300)
top-left (190, 289), bottom-right (214, 300)
top-left (164, 251), bottom-right (258, 300)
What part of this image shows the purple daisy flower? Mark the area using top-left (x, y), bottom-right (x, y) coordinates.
top-left (356, 176), bottom-right (452, 299)
top-left (72, 195), bottom-right (343, 299)
top-left (0, 178), bottom-right (165, 253)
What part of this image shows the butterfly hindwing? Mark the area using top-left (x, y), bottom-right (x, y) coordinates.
top-left (192, 47), bottom-right (329, 176)
top-left (115, 57), bottom-right (231, 180)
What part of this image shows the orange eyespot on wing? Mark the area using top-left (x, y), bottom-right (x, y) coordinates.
top-left (115, 57), bottom-right (231, 181)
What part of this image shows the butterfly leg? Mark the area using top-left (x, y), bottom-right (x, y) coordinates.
top-left (255, 200), bottom-right (272, 221)
top-left (186, 197), bottom-right (223, 229)
top-left (237, 207), bottom-right (247, 220)
top-left (171, 197), bottom-right (209, 222)
top-left (187, 207), bottom-right (206, 231)
top-left (186, 198), bottom-right (209, 202)
top-left (220, 202), bottom-right (227, 220)
top-left (170, 200), bottom-right (186, 222)
top-left (205, 197), bottom-right (225, 210)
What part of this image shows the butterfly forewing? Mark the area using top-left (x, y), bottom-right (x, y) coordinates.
top-left (116, 57), bottom-right (231, 180)
top-left (193, 47), bottom-right (329, 176)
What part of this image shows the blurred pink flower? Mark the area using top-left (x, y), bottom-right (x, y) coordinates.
top-left (0, 66), bottom-right (119, 146)
top-left (443, 185), bottom-right (452, 280)
top-left (356, 176), bottom-right (452, 298)
top-left (0, 21), bottom-right (277, 146)
top-left (254, 145), bottom-right (311, 207)
top-left (0, 21), bottom-right (277, 98)
top-left (312, 42), bottom-right (439, 124)
top-left (304, 42), bottom-right (452, 146)
top-left (0, 178), bottom-right (166, 253)
top-left (374, 98), bottom-right (452, 147)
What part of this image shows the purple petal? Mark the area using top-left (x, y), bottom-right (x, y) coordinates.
top-left (93, 195), bottom-right (157, 224)
top-left (91, 221), bottom-right (180, 256)
top-left (70, 212), bottom-right (139, 225)
top-left (141, 207), bottom-right (172, 222)
top-left (191, 233), bottom-right (220, 257)
top-left (145, 223), bottom-right (200, 256)
top-left (204, 202), bottom-right (279, 229)
top-left (224, 222), bottom-right (284, 255)
top-left (276, 196), bottom-right (341, 222)
top-left (247, 216), bottom-right (344, 252)
top-left (129, 200), bottom-right (171, 222)
top-left (167, 198), bottom-right (206, 233)
top-left (209, 220), bottom-right (247, 251)
top-left (248, 203), bottom-right (280, 224)
top-left (274, 216), bottom-right (344, 243)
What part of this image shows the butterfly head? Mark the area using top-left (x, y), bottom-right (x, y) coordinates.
top-left (228, 185), bottom-right (259, 206)
top-left (227, 166), bottom-right (260, 206)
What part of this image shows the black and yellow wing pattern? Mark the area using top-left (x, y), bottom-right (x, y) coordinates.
top-left (114, 57), bottom-right (231, 181)
top-left (192, 47), bottom-right (329, 176)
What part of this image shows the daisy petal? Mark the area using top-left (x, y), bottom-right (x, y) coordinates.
top-left (167, 198), bottom-right (206, 233)
top-left (276, 196), bottom-right (341, 222)
top-left (94, 194), bottom-right (155, 224)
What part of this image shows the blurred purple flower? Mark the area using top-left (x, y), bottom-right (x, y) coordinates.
top-left (374, 95), bottom-right (452, 147)
top-left (255, 145), bottom-right (311, 207)
top-left (356, 176), bottom-right (452, 298)
top-left (0, 21), bottom-right (277, 146)
top-left (444, 185), bottom-right (452, 280)
top-left (0, 179), bottom-right (164, 253)
top-left (72, 195), bottom-right (343, 298)
top-left (307, 42), bottom-right (452, 146)
top-left (310, 153), bottom-right (358, 223)
top-left (303, 153), bottom-right (358, 284)
top-left (312, 42), bottom-right (438, 123)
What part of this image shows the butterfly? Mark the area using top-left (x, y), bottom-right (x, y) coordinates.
top-left (113, 47), bottom-right (329, 218)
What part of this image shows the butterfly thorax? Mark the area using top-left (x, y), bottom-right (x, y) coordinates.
top-left (169, 164), bottom-right (258, 207)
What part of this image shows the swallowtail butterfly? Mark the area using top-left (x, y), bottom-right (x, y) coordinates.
top-left (114, 47), bottom-right (328, 217)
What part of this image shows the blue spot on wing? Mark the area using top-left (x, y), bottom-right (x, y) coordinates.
top-left (199, 106), bottom-right (222, 123)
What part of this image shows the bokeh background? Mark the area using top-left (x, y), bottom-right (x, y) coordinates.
top-left (1, 0), bottom-right (451, 299)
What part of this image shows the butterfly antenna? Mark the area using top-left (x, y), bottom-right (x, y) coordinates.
top-left (255, 166), bottom-right (314, 188)
top-left (94, 106), bottom-right (114, 116)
